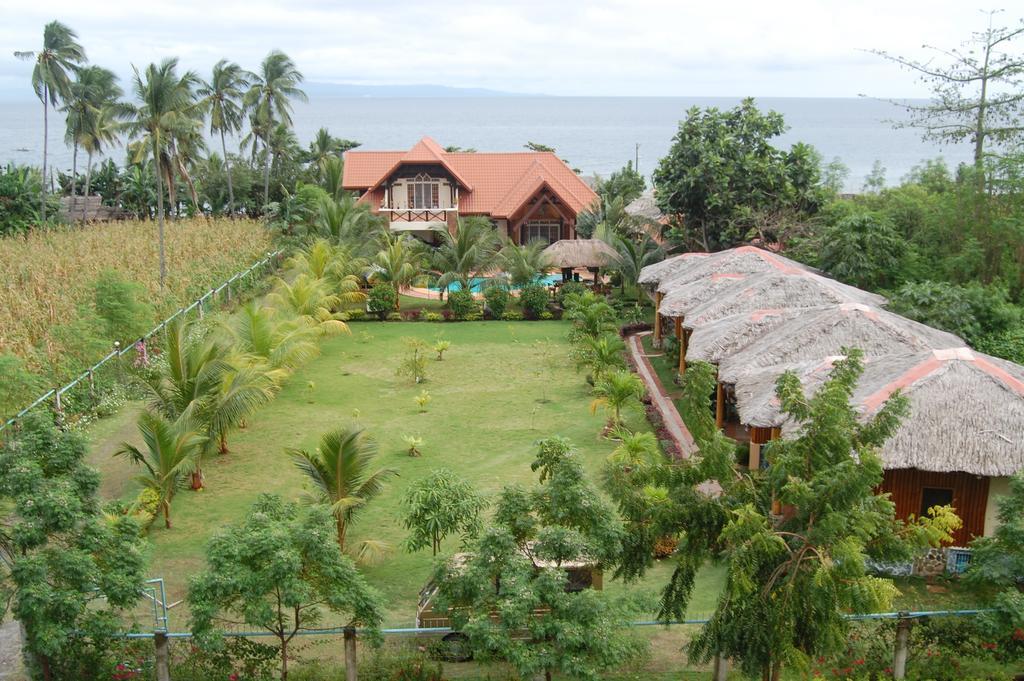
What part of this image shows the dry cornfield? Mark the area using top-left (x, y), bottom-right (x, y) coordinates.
top-left (0, 218), bottom-right (273, 372)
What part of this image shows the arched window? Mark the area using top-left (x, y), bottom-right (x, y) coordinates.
top-left (407, 173), bottom-right (440, 209)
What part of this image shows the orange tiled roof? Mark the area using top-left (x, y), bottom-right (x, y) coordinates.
top-left (342, 137), bottom-right (598, 219)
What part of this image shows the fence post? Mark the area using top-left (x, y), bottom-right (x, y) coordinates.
top-left (893, 613), bottom-right (912, 679)
top-left (53, 388), bottom-right (64, 429)
top-left (198, 294), bottom-right (205, 320)
top-left (87, 369), bottom-right (96, 408)
top-left (344, 627), bottom-right (357, 681)
top-left (114, 341), bottom-right (124, 383)
top-left (712, 654), bottom-right (729, 681)
top-left (154, 632), bottom-right (171, 681)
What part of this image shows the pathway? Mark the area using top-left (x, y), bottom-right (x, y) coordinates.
top-left (625, 330), bottom-right (697, 458)
top-left (0, 621), bottom-right (24, 680)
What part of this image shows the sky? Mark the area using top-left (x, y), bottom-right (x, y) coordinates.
top-left (0, 0), bottom-right (1013, 98)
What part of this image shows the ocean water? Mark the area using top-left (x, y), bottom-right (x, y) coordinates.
top-left (0, 96), bottom-right (972, 192)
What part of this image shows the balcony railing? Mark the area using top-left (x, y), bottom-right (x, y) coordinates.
top-left (383, 208), bottom-right (456, 223)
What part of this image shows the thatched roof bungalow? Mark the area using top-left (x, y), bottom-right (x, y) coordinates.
top-left (542, 238), bottom-right (618, 270)
top-left (636, 252), bottom-right (709, 288)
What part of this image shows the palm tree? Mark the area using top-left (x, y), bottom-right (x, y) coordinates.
top-left (80, 102), bottom-right (125, 219)
top-left (266, 274), bottom-right (351, 336)
top-left (221, 301), bottom-right (321, 371)
top-left (607, 427), bottom-right (661, 469)
top-left (590, 369), bottom-right (645, 429)
top-left (123, 59), bottom-right (200, 288)
top-left (115, 410), bottom-right (206, 529)
top-left (147, 319), bottom-right (279, 486)
top-left (244, 50), bottom-right (306, 207)
top-left (288, 426), bottom-right (398, 555)
top-left (318, 193), bottom-right (381, 249)
top-left (15, 20), bottom-right (87, 221)
top-left (197, 59), bottom-right (249, 216)
top-left (566, 295), bottom-right (618, 342)
top-left (318, 156), bottom-right (345, 200)
top-left (62, 66), bottom-right (121, 221)
top-left (579, 333), bottom-right (627, 382)
top-left (604, 233), bottom-right (665, 297)
top-left (285, 239), bottom-right (367, 303)
top-left (499, 238), bottom-right (550, 287)
top-left (308, 127), bottom-right (344, 167)
top-left (432, 216), bottom-right (501, 295)
top-left (369, 232), bottom-right (427, 303)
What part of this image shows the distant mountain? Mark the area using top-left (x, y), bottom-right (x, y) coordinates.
top-left (303, 82), bottom-right (542, 98)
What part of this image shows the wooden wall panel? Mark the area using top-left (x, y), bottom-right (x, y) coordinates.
top-left (880, 469), bottom-right (990, 547)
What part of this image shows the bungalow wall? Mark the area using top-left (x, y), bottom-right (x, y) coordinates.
top-left (880, 469), bottom-right (990, 547)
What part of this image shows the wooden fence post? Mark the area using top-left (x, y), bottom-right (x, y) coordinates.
top-left (114, 341), bottom-right (124, 383)
top-left (154, 632), bottom-right (171, 681)
top-left (344, 627), bottom-right (357, 681)
top-left (712, 654), bottom-right (729, 681)
top-left (893, 613), bottom-right (912, 679)
top-left (87, 369), bottom-right (96, 408)
top-left (53, 388), bottom-right (64, 429)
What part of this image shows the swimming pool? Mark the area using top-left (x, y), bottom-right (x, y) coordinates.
top-left (427, 274), bottom-right (562, 293)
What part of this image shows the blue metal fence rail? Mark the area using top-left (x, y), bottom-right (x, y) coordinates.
top-left (0, 250), bottom-right (282, 433)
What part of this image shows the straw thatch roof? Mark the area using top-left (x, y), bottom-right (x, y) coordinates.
top-left (655, 246), bottom-right (819, 295)
top-left (637, 252), bottom-right (710, 287)
top-left (732, 348), bottom-right (1024, 476)
top-left (625, 191), bottom-right (664, 221)
top-left (687, 307), bottom-right (812, 365)
top-left (542, 239), bottom-right (618, 268)
top-left (716, 303), bottom-right (963, 383)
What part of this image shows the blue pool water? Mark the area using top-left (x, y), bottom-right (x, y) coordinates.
top-left (428, 274), bottom-right (562, 293)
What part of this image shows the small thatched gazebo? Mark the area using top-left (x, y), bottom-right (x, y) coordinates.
top-left (542, 239), bottom-right (619, 281)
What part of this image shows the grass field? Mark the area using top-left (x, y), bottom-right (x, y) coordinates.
top-left (0, 218), bottom-right (272, 376)
top-left (86, 320), bottom-right (727, 630)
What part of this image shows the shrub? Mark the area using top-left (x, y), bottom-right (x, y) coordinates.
top-left (539, 310), bottom-right (554, 320)
top-left (386, 312), bottom-right (403, 321)
top-left (402, 434), bottom-right (423, 457)
top-left (556, 280), bottom-right (588, 305)
top-left (132, 487), bottom-right (161, 529)
top-left (501, 310), bottom-right (524, 321)
top-left (415, 389), bottom-right (431, 412)
top-left (366, 282), bottom-right (398, 320)
top-left (346, 309), bottom-right (366, 321)
top-left (423, 312), bottom-right (443, 322)
top-left (357, 644), bottom-right (445, 681)
top-left (93, 269), bottom-right (156, 344)
top-left (433, 339), bottom-right (451, 360)
top-left (396, 338), bottom-right (428, 383)
top-left (401, 308), bottom-right (422, 321)
top-left (483, 286), bottom-right (511, 318)
top-left (447, 288), bottom-right (479, 320)
top-left (518, 283), bottom-right (549, 319)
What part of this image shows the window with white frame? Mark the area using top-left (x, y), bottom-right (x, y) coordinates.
top-left (406, 173), bottom-right (440, 209)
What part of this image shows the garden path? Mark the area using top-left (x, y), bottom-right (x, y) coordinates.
top-left (625, 330), bottom-right (698, 458)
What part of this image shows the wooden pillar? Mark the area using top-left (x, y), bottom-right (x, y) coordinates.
top-left (678, 325), bottom-right (688, 375)
top-left (748, 443), bottom-right (761, 470)
top-left (893, 615), bottom-right (912, 679)
top-left (715, 382), bottom-right (725, 430)
top-left (344, 626), bottom-right (357, 681)
top-left (154, 632), bottom-right (170, 681)
top-left (653, 292), bottom-right (664, 346)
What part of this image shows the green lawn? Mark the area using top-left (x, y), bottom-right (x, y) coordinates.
top-left (86, 320), bottom-right (724, 630)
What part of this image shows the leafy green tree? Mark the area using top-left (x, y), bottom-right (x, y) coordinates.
top-left (967, 473), bottom-right (1024, 638)
top-left (366, 281), bottom-right (398, 319)
top-left (402, 468), bottom-right (487, 555)
top-left (287, 426), bottom-right (397, 557)
top-left (589, 369), bottom-right (645, 428)
top-left (189, 494), bottom-right (383, 681)
top-left (15, 20), bottom-right (87, 222)
top-left (819, 212), bottom-right (908, 290)
top-left (396, 337), bottom-right (429, 383)
top-left (244, 50), bottom-right (307, 207)
top-left (524, 141), bottom-right (556, 152)
top-left (653, 98), bottom-right (823, 250)
top-left (123, 58), bottom-right (201, 288)
top-left (0, 414), bottom-right (146, 681)
top-left (435, 437), bottom-right (642, 681)
top-left (888, 280), bottom-right (1019, 344)
top-left (0, 165), bottom-right (51, 234)
top-left (115, 410), bottom-right (206, 529)
top-left (197, 59), bottom-right (250, 215)
top-left (92, 268), bottom-right (156, 343)
top-left (597, 160), bottom-right (646, 204)
top-left (976, 323), bottom-right (1024, 363)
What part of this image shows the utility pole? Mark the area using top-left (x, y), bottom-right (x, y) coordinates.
top-left (634, 143), bottom-right (640, 172)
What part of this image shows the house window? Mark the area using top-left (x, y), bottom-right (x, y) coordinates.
top-left (920, 487), bottom-right (954, 516)
top-left (407, 173), bottom-right (440, 209)
top-left (522, 220), bottom-right (561, 245)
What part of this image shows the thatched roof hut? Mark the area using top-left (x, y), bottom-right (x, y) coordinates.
top-left (716, 303), bottom-right (963, 383)
top-left (637, 252), bottom-right (710, 288)
top-left (733, 348), bottom-right (1024, 477)
top-left (625, 191), bottom-right (664, 221)
top-left (542, 239), bottom-right (618, 268)
top-left (655, 246), bottom-right (818, 295)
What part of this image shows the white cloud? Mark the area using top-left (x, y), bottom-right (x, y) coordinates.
top-left (0, 0), bottom-right (1011, 96)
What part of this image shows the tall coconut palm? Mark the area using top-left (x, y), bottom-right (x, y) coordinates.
top-left (244, 50), bottom-right (306, 207)
top-left (432, 216), bottom-right (501, 294)
top-left (115, 410), bottom-right (206, 529)
top-left (221, 301), bottom-right (321, 372)
top-left (318, 156), bottom-right (345, 200)
top-left (288, 426), bottom-right (397, 555)
top-left (590, 369), bottom-right (645, 429)
top-left (62, 66), bottom-right (122, 220)
top-left (308, 127), bottom-right (343, 168)
top-left (15, 20), bottom-right (87, 222)
top-left (80, 103), bottom-right (125, 219)
top-left (318, 193), bottom-right (380, 249)
top-left (197, 59), bottom-right (249, 216)
top-left (499, 238), bottom-right (551, 287)
top-left (147, 318), bottom-right (279, 487)
top-left (123, 59), bottom-right (200, 288)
